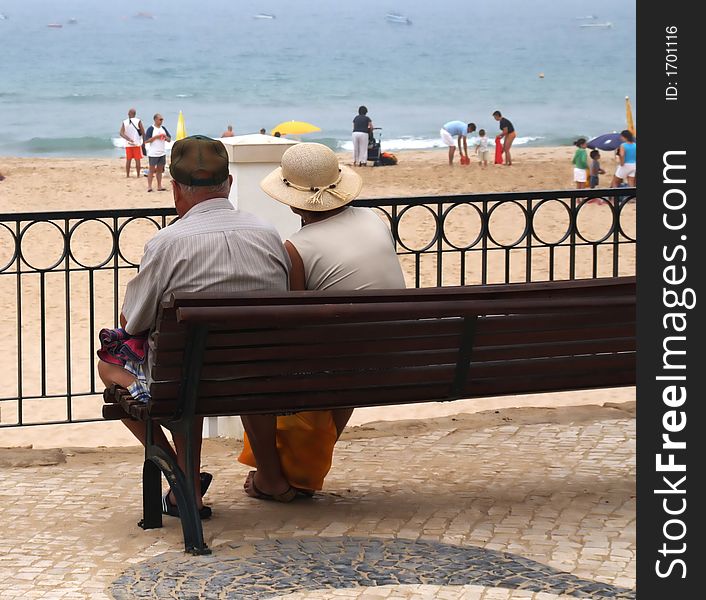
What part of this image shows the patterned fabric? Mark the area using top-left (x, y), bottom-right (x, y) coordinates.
top-left (124, 360), bottom-right (151, 404)
top-left (97, 328), bottom-right (147, 366)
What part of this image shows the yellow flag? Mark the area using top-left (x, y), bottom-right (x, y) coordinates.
top-left (625, 97), bottom-right (636, 136)
top-left (176, 111), bottom-right (187, 141)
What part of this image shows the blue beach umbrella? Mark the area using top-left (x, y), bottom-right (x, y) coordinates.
top-left (587, 132), bottom-right (622, 151)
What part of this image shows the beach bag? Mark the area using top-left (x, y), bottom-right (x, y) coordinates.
top-left (130, 119), bottom-right (147, 156)
top-left (238, 410), bottom-right (338, 491)
top-left (494, 136), bottom-right (504, 164)
top-left (381, 151), bottom-right (398, 166)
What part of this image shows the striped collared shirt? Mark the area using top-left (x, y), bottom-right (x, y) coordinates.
top-left (122, 198), bottom-right (290, 379)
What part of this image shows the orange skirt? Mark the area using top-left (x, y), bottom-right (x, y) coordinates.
top-left (238, 410), bottom-right (338, 491)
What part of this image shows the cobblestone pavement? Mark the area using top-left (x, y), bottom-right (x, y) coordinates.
top-left (0, 405), bottom-right (635, 599)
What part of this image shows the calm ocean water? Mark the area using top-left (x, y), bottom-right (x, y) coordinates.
top-left (0, 0), bottom-right (635, 157)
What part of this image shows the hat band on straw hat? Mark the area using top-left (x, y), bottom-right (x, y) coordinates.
top-left (281, 170), bottom-right (349, 206)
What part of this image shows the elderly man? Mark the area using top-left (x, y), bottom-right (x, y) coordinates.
top-left (97, 135), bottom-right (290, 517)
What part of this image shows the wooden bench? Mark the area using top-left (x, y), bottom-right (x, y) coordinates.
top-left (103, 276), bottom-right (636, 554)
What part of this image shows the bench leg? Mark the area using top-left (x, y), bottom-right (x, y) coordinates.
top-left (144, 435), bottom-right (210, 555)
top-left (139, 458), bottom-right (163, 530)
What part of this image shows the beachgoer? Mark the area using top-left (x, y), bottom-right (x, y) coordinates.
top-left (440, 120), bottom-right (476, 166)
top-left (221, 125), bottom-right (235, 138)
top-left (352, 105), bottom-right (373, 166)
top-left (97, 135), bottom-right (290, 518)
top-left (119, 108), bottom-right (145, 178)
top-left (475, 129), bottom-right (490, 167)
top-left (144, 114), bottom-right (171, 192)
top-left (239, 143), bottom-right (406, 502)
top-left (259, 128), bottom-right (267, 135)
top-left (0, 171), bottom-right (5, 182)
top-left (611, 130), bottom-right (636, 187)
top-left (492, 110), bottom-right (516, 165)
top-left (572, 138), bottom-right (589, 189)
top-left (589, 150), bottom-right (605, 189)
top-left (274, 131), bottom-right (281, 138)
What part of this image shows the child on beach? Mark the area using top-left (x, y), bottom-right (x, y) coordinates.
top-left (571, 138), bottom-right (588, 189)
top-left (589, 150), bottom-right (605, 188)
top-left (475, 129), bottom-right (490, 167)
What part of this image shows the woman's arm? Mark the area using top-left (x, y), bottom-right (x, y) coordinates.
top-left (284, 240), bottom-right (306, 291)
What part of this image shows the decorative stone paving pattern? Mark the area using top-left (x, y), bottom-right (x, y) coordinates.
top-left (276, 585), bottom-right (588, 599)
top-left (110, 537), bottom-right (635, 599)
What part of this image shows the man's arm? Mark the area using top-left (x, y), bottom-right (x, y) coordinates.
top-left (462, 136), bottom-right (468, 157)
top-left (457, 135), bottom-right (464, 156)
top-left (143, 126), bottom-right (156, 143)
top-left (121, 240), bottom-right (169, 334)
top-left (119, 123), bottom-right (131, 143)
top-left (163, 127), bottom-right (172, 142)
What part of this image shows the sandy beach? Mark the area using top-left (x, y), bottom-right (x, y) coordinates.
top-left (0, 146), bottom-right (635, 449)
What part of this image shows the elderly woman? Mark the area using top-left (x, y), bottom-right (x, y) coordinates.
top-left (238, 143), bottom-right (406, 502)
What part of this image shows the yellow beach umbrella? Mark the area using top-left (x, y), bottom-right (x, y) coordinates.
top-left (176, 111), bottom-right (187, 141)
top-left (625, 96), bottom-right (636, 136)
top-left (270, 120), bottom-right (321, 136)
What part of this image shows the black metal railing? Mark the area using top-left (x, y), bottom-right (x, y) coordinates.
top-left (0, 188), bottom-right (635, 427)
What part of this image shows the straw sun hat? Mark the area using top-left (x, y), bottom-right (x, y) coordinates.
top-left (260, 143), bottom-right (362, 212)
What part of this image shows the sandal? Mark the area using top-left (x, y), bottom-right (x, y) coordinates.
top-left (244, 470), bottom-right (297, 503)
top-left (199, 472), bottom-right (213, 496)
top-left (165, 472), bottom-right (212, 496)
top-left (162, 492), bottom-right (212, 519)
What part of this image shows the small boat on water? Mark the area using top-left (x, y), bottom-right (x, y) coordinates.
top-left (254, 13), bottom-right (276, 19)
top-left (133, 12), bottom-right (154, 19)
top-left (67, 18), bottom-right (78, 25)
top-left (580, 22), bottom-right (613, 28)
top-left (0, 13), bottom-right (8, 21)
top-left (575, 15), bottom-right (598, 20)
top-left (47, 23), bottom-right (63, 28)
top-left (386, 13), bottom-right (411, 25)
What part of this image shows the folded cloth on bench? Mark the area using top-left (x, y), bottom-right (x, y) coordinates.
top-left (239, 411), bottom-right (338, 491)
top-left (124, 360), bottom-right (151, 404)
top-left (97, 328), bottom-right (147, 366)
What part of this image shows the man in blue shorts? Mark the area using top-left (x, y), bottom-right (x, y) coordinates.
top-left (144, 113), bottom-right (172, 192)
top-left (440, 120), bottom-right (476, 166)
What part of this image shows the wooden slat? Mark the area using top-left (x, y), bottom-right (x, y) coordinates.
top-left (465, 367), bottom-right (636, 399)
top-left (174, 296), bottom-right (635, 329)
top-left (159, 277), bottom-right (636, 311)
top-left (147, 383), bottom-right (454, 418)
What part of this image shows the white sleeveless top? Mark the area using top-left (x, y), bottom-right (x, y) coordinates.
top-left (288, 207), bottom-right (406, 291)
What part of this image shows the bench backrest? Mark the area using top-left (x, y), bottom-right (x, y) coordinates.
top-left (141, 277), bottom-right (635, 420)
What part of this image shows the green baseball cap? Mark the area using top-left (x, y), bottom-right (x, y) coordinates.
top-left (169, 135), bottom-right (229, 186)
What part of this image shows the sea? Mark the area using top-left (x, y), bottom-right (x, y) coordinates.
top-left (0, 0), bottom-right (636, 158)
